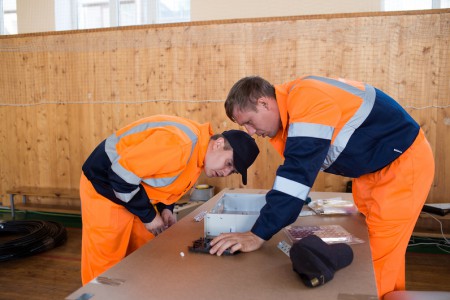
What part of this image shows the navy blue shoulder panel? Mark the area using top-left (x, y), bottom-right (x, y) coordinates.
top-left (326, 88), bottom-right (419, 177)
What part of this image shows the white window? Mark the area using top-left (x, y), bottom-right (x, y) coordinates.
top-left (157, 0), bottom-right (190, 24)
top-left (59, 0), bottom-right (190, 31)
top-left (78, 0), bottom-right (111, 29)
top-left (0, 0), bottom-right (17, 35)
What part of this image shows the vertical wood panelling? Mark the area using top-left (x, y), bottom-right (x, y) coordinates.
top-left (0, 10), bottom-right (448, 205)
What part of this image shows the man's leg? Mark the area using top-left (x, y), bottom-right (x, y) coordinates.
top-left (80, 174), bottom-right (153, 285)
top-left (353, 130), bottom-right (434, 298)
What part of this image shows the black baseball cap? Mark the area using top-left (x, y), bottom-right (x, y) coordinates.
top-left (222, 130), bottom-right (259, 185)
top-left (289, 234), bottom-right (354, 287)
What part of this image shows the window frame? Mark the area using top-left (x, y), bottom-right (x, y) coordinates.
top-left (73, 0), bottom-right (190, 30)
top-left (1, 0), bottom-right (18, 35)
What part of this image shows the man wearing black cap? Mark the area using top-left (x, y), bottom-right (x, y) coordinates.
top-left (80, 114), bottom-right (259, 285)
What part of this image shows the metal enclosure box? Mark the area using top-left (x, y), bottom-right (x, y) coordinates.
top-left (204, 193), bottom-right (266, 237)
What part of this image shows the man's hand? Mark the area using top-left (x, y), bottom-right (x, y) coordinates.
top-left (161, 209), bottom-right (177, 228)
top-left (209, 231), bottom-right (265, 256)
top-left (144, 209), bottom-right (177, 237)
top-left (144, 214), bottom-right (166, 236)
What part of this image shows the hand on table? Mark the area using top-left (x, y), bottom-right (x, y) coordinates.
top-left (209, 231), bottom-right (265, 256)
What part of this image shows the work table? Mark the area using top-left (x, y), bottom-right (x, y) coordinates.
top-left (67, 188), bottom-right (378, 300)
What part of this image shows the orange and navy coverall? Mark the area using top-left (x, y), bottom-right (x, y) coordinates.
top-left (80, 115), bottom-right (212, 285)
top-left (250, 76), bottom-right (434, 298)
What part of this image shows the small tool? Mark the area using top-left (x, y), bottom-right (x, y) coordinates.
top-left (277, 240), bottom-right (291, 257)
top-left (188, 237), bottom-right (236, 255)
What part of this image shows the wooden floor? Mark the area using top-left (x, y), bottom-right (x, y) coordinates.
top-left (0, 227), bottom-right (82, 300)
top-left (0, 227), bottom-right (449, 300)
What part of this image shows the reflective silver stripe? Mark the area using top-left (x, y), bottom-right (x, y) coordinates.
top-left (114, 187), bottom-right (140, 203)
top-left (288, 122), bottom-right (333, 140)
top-left (111, 159), bottom-right (141, 185)
top-left (105, 121), bottom-right (198, 200)
top-left (273, 176), bottom-right (310, 200)
top-left (302, 76), bottom-right (376, 170)
top-left (142, 176), bottom-right (177, 187)
top-left (105, 133), bottom-right (119, 163)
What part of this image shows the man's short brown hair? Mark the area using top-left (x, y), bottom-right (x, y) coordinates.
top-left (224, 76), bottom-right (275, 122)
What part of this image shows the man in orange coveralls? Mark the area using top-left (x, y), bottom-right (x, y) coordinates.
top-left (209, 75), bottom-right (435, 298)
top-left (80, 114), bottom-right (259, 285)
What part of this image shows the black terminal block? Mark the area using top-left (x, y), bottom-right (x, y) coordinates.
top-left (188, 237), bottom-right (235, 256)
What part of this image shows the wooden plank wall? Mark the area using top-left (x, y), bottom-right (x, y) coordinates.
top-left (0, 10), bottom-right (448, 206)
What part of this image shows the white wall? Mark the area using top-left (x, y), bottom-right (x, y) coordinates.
top-left (17, 0), bottom-right (55, 34)
top-left (191, 0), bottom-right (382, 21)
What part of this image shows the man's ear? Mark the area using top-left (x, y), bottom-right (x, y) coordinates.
top-left (213, 137), bottom-right (225, 150)
top-left (258, 97), bottom-right (270, 110)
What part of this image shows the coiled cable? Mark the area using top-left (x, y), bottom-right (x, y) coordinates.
top-left (0, 220), bottom-right (67, 261)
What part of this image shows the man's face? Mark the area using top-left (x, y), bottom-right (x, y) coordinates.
top-left (204, 138), bottom-right (237, 178)
top-left (232, 97), bottom-right (281, 138)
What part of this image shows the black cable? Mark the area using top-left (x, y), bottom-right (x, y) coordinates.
top-left (0, 220), bottom-right (67, 262)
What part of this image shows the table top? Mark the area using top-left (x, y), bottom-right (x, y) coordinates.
top-left (67, 189), bottom-right (378, 300)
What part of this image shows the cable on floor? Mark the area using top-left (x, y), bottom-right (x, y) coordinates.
top-left (0, 220), bottom-right (67, 261)
top-left (408, 212), bottom-right (450, 254)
